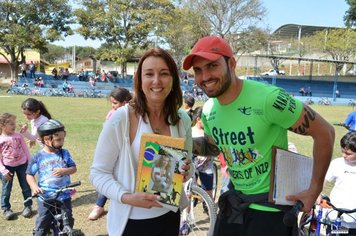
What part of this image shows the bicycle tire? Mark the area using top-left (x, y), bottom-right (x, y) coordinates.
top-left (212, 162), bottom-right (218, 201)
top-left (186, 184), bottom-right (217, 236)
top-left (298, 212), bottom-right (316, 236)
top-left (44, 89), bottom-right (53, 97)
top-left (7, 88), bottom-right (17, 95)
top-left (23, 88), bottom-right (31, 95)
top-left (62, 225), bottom-right (73, 236)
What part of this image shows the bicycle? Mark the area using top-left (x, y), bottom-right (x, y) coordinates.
top-left (305, 98), bottom-right (315, 105)
top-left (298, 195), bottom-right (356, 236)
top-left (24, 181), bottom-right (83, 236)
top-left (333, 123), bottom-right (353, 132)
top-left (7, 83), bottom-right (31, 95)
top-left (318, 98), bottom-right (331, 106)
top-left (211, 162), bottom-right (218, 201)
top-left (348, 100), bottom-right (355, 110)
top-left (180, 161), bottom-right (218, 236)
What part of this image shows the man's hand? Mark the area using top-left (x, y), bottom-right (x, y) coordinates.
top-left (192, 135), bottom-right (220, 156)
top-left (180, 158), bottom-right (192, 182)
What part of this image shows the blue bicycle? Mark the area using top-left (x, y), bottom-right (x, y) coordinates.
top-left (24, 181), bottom-right (83, 236)
top-left (298, 195), bottom-right (356, 236)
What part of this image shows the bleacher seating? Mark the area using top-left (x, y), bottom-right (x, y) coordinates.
top-left (17, 75), bottom-right (134, 96)
top-left (247, 77), bottom-right (356, 99)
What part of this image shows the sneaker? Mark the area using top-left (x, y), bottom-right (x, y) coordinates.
top-left (88, 206), bottom-right (105, 221)
top-left (179, 221), bottom-right (191, 235)
top-left (3, 209), bottom-right (15, 220)
top-left (22, 206), bottom-right (32, 218)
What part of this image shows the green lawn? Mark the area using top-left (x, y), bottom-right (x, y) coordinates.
top-left (0, 94), bottom-right (353, 235)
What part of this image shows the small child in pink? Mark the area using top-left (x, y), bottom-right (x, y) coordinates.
top-left (0, 113), bottom-right (33, 220)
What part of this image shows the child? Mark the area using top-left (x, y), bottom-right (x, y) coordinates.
top-left (88, 87), bottom-right (132, 220)
top-left (20, 98), bottom-right (52, 148)
top-left (26, 119), bottom-right (77, 235)
top-left (105, 87), bottom-right (132, 120)
top-left (183, 95), bottom-right (195, 121)
top-left (323, 131), bottom-right (356, 230)
top-left (191, 106), bottom-right (215, 199)
top-left (0, 113), bottom-right (33, 220)
top-left (180, 106), bottom-right (215, 235)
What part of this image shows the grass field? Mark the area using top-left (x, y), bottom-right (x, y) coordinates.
top-left (0, 94), bottom-right (354, 235)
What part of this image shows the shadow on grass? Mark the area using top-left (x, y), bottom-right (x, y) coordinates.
top-left (72, 190), bottom-right (98, 208)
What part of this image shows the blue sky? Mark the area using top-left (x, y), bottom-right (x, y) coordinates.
top-left (53, 0), bottom-right (349, 48)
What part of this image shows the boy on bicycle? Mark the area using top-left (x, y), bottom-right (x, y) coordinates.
top-left (324, 131), bottom-right (356, 230)
top-left (26, 119), bottom-right (77, 236)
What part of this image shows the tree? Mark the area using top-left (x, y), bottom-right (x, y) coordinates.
top-left (74, 0), bottom-right (175, 76)
top-left (309, 29), bottom-right (356, 72)
top-left (185, 0), bottom-right (266, 38)
top-left (288, 37), bottom-right (313, 75)
top-left (344, 0), bottom-right (356, 28)
top-left (227, 26), bottom-right (269, 60)
top-left (42, 45), bottom-right (96, 65)
top-left (158, 7), bottom-right (208, 70)
top-left (42, 45), bottom-right (66, 64)
top-left (0, 0), bottom-right (74, 80)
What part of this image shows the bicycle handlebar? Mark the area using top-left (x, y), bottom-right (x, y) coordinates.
top-left (283, 200), bottom-right (304, 227)
top-left (333, 123), bottom-right (350, 131)
top-left (324, 200), bottom-right (356, 215)
top-left (24, 181), bottom-right (81, 204)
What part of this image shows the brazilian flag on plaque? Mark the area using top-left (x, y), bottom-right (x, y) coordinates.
top-left (135, 133), bottom-right (187, 212)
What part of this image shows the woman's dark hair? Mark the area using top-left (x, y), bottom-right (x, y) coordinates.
top-left (131, 48), bottom-right (183, 126)
top-left (109, 87), bottom-right (132, 103)
top-left (184, 95), bottom-right (195, 108)
top-left (191, 106), bottom-right (203, 126)
top-left (21, 98), bottom-right (52, 119)
top-left (340, 131), bottom-right (356, 152)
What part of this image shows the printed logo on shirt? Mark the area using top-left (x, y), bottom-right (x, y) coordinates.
top-left (272, 89), bottom-right (297, 114)
top-left (238, 106), bottom-right (252, 115)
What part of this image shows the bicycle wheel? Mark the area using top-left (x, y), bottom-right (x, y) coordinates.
top-left (62, 225), bottom-right (73, 236)
top-left (298, 212), bottom-right (316, 236)
top-left (44, 89), bottom-right (53, 97)
top-left (23, 88), bottom-right (31, 95)
top-left (185, 184), bottom-right (217, 236)
top-left (212, 162), bottom-right (218, 201)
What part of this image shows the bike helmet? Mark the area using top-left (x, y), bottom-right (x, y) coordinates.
top-left (37, 119), bottom-right (65, 137)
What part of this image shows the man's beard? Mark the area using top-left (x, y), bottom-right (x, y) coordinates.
top-left (203, 69), bottom-right (232, 98)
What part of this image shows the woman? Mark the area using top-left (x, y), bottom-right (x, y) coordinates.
top-left (90, 48), bottom-right (192, 236)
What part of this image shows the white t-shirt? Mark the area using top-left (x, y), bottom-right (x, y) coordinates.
top-left (129, 116), bottom-right (170, 219)
top-left (325, 158), bottom-right (356, 227)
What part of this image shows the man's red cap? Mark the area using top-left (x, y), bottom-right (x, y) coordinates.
top-left (183, 36), bottom-right (233, 70)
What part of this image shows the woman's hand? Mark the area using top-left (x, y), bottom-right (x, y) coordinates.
top-left (121, 192), bottom-right (163, 208)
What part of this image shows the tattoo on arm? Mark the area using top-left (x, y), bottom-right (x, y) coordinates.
top-left (290, 106), bottom-right (316, 134)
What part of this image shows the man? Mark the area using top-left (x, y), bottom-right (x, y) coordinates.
top-left (20, 62), bottom-right (27, 78)
top-left (183, 36), bottom-right (335, 236)
top-left (29, 61), bottom-right (36, 79)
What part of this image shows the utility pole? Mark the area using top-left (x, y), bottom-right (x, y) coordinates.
top-left (72, 46), bottom-right (76, 73)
